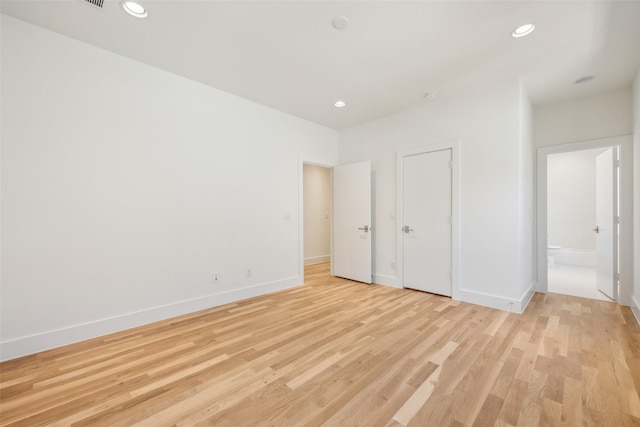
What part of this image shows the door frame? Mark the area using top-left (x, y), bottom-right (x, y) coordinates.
top-left (298, 158), bottom-right (334, 283)
top-left (396, 140), bottom-right (460, 299)
top-left (595, 146), bottom-right (618, 300)
top-left (536, 135), bottom-right (633, 305)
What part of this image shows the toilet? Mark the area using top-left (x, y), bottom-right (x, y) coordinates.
top-left (547, 245), bottom-right (561, 265)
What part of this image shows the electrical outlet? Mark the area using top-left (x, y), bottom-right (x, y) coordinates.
top-left (213, 273), bottom-right (220, 284)
top-left (246, 268), bottom-right (252, 278)
top-left (391, 261), bottom-right (396, 269)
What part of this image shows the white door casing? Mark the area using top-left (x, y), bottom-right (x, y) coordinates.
top-left (595, 147), bottom-right (618, 300)
top-left (536, 135), bottom-right (632, 306)
top-left (332, 161), bottom-right (372, 283)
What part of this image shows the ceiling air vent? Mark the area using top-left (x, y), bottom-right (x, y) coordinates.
top-left (83, 0), bottom-right (104, 8)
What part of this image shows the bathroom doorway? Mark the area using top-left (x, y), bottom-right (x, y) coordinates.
top-left (536, 135), bottom-right (632, 304)
top-left (546, 147), bottom-right (614, 301)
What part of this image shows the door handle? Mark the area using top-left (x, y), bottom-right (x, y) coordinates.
top-left (593, 226), bottom-right (599, 233)
top-left (403, 225), bottom-right (414, 233)
top-left (358, 225), bottom-right (370, 232)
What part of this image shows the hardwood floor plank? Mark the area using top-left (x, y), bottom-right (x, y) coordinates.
top-left (1, 263), bottom-right (639, 426)
top-left (471, 393), bottom-right (503, 427)
top-left (561, 377), bottom-right (583, 427)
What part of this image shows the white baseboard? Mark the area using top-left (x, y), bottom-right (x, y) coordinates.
top-left (304, 255), bottom-right (330, 266)
top-left (631, 295), bottom-right (640, 326)
top-left (457, 281), bottom-right (535, 314)
top-left (0, 276), bottom-right (301, 362)
top-left (375, 274), bottom-right (535, 314)
top-left (374, 274), bottom-right (400, 288)
top-left (517, 282), bottom-right (536, 313)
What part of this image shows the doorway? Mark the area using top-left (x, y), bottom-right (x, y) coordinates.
top-left (536, 135), bottom-right (633, 305)
top-left (546, 147), bottom-right (616, 301)
top-left (302, 164), bottom-right (331, 267)
top-left (299, 160), bottom-right (374, 285)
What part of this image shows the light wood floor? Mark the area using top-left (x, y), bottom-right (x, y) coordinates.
top-left (1, 263), bottom-right (639, 426)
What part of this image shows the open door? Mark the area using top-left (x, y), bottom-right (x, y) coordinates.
top-left (595, 147), bottom-right (618, 300)
top-left (332, 161), bottom-right (372, 283)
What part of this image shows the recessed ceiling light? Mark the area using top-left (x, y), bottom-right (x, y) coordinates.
top-left (332, 16), bottom-right (349, 30)
top-left (511, 23), bottom-right (535, 38)
top-left (574, 75), bottom-right (595, 84)
top-left (424, 91), bottom-right (438, 100)
top-left (334, 100), bottom-right (347, 108)
top-left (121, 1), bottom-right (147, 18)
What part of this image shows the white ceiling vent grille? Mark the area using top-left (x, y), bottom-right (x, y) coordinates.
top-left (83, 0), bottom-right (104, 8)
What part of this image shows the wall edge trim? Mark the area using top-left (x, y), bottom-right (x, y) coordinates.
top-left (0, 276), bottom-right (301, 362)
top-left (457, 281), bottom-right (535, 314)
top-left (374, 274), bottom-right (401, 288)
top-left (304, 255), bottom-right (330, 266)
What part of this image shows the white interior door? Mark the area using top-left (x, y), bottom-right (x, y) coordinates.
top-left (332, 161), bottom-right (372, 283)
top-left (402, 149), bottom-right (452, 296)
top-left (595, 147), bottom-right (618, 300)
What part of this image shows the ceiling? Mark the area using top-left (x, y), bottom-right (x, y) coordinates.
top-left (2, 0), bottom-right (640, 130)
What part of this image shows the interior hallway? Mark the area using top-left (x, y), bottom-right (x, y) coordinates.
top-left (1, 263), bottom-right (639, 426)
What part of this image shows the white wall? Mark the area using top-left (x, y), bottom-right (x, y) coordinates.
top-left (303, 164), bottom-right (330, 265)
top-left (534, 88), bottom-right (632, 147)
top-left (340, 79), bottom-right (534, 311)
top-left (633, 69), bottom-right (640, 321)
top-left (0, 16), bottom-right (339, 360)
top-left (547, 148), bottom-right (604, 251)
